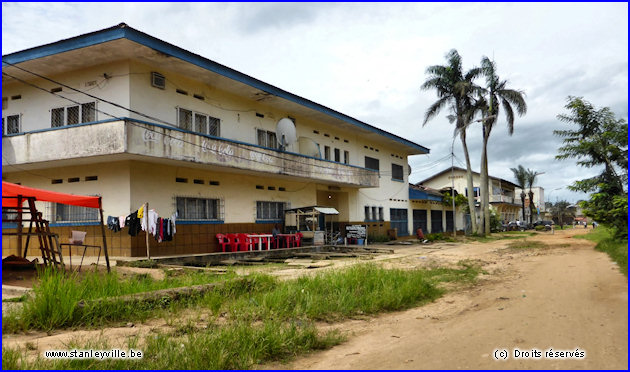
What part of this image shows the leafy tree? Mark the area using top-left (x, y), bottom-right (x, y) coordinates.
top-left (555, 97), bottom-right (628, 238)
top-left (421, 49), bottom-right (482, 234)
top-left (510, 165), bottom-right (528, 222)
top-left (549, 200), bottom-right (575, 227)
top-left (478, 57), bottom-right (527, 235)
top-left (441, 191), bottom-right (468, 208)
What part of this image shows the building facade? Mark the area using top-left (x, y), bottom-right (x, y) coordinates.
top-left (418, 167), bottom-right (522, 227)
top-left (514, 186), bottom-right (546, 222)
top-left (2, 24), bottom-right (429, 256)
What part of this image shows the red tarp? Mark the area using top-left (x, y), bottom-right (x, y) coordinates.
top-left (2, 181), bottom-right (101, 209)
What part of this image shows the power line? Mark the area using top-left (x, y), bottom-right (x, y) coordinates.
top-left (2, 65), bottom-right (396, 179)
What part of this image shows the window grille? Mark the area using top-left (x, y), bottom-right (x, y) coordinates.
top-left (5, 115), bottom-right (20, 134)
top-left (256, 129), bottom-right (278, 149)
top-left (391, 164), bottom-right (404, 181)
top-left (256, 201), bottom-right (288, 221)
top-left (176, 197), bottom-right (223, 221)
top-left (44, 202), bottom-right (99, 223)
top-left (177, 108), bottom-right (220, 136)
top-left (178, 108), bottom-right (193, 131)
top-left (50, 102), bottom-right (97, 127)
top-left (66, 105), bottom-right (80, 125)
top-left (365, 156), bottom-right (380, 171)
top-left (51, 108), bottom-right (65, 127)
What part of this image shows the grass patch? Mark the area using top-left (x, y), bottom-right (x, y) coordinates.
top-left (3, 320), bottom-right (344, 370)
top-left (465, 231), bottom-right (534, 243)
top-left (203, 262), bottom-right (480, 323)
top-left (576, 227), bottom-right (627, 276)
top-left (505, 240), bottom-right (548, 250)
top-left (2, 267), bottom-right (231, 332)
top-left (3, 263), bottom-right (480, 369)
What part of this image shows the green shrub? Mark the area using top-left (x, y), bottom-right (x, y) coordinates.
top-left (535, 225), bottom-right (546, 231)
top-left (367, 234), bottom-right (391, 243)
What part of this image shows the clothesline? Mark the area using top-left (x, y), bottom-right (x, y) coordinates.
top-left (106, 203), bottom-right (178, 243)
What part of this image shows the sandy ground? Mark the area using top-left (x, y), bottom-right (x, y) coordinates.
top-left (2, 228), bottom-right (627, 369)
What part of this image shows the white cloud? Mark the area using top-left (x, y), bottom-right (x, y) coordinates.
top-left (2, 2), bottom-right (627, 203)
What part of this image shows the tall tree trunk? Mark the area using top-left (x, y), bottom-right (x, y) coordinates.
top-left (460, 131), bottom-right (478, 234)
top-left (481, 128), bottom-right (491, 235)
top-left (520, 192), bottom-right (526, 222)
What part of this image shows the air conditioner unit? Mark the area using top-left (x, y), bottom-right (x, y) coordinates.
top-left (151, 72), bottom-right (166, 89)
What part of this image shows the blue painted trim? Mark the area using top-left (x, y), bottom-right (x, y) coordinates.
top-left (177, 220), bottom-right (224, 225)
top-left (391, 178), bottom-right (405, 183)
top-left (2, 223), bottom-right (18, 229)
top-left (256, 219), bottom-right (282, 224)
top-left (49, 222), bottom-right (100, 227)
top-left (2, 24), bottom-right (430, 154)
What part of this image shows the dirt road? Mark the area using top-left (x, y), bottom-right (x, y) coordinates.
top-left (271, 229), bottom-right (628, 370)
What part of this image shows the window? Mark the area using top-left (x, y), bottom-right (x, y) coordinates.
top-left (50, 102), bottom-right (96, 127)
top-left (256, 201), bottom-right (287, 221)
top-left (324, 146), bottom-right (331, 160)
top-left (365, 156), bottom-right (380, 171)
top-left (48, 203), bottom-right (99, 223)
top-left (334, 148), bottom-right (340, 162)
top-left (256, 129), bottom-right (278, 149)
top-left (178, 108), bottom-right (220, 136)
top-left (364, 206), bottom-right (383, 222)
top-left (465, 187), bottom-right (481, 197)
top-left (392, 164), bottom-right (404, 181)
top-left (344, 150), bottom-right (349, 164)
top-left (176, 197), bottom-right (222, 220)
top-left (3, 115), bottom-right (20, 135)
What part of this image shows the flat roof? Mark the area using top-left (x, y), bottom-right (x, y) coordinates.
top-left (2, 23), bottom-right (430, 155)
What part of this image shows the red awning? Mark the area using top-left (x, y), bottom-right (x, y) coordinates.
top-left (2, 181), bottom-right (101, 209)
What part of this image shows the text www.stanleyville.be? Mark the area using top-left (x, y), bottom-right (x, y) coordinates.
top-left (493, 348), bottom-right (586, 361)
top-left (44, 349), bottom-right (143, 360)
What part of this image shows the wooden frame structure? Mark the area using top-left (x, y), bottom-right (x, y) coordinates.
top-left (2, 181), bottom-right (110, 272)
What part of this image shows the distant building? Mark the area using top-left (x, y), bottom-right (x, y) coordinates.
top-left (514, 186), bottom-right (546, 222)
top-left (418, 167), bottom-right (521, 227)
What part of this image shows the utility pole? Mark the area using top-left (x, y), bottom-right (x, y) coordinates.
top-left (451, 136), bottom-right (457, 238)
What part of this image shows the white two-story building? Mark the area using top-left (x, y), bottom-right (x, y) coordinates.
top-left (418, 167), bottom-right (522, 228)
top-left (2, 23), bottom-right (429, 256)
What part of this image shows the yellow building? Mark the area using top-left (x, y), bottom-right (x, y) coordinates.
top-left (2, 24), bottom-right (429, 256)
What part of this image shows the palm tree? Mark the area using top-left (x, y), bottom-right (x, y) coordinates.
top-left (421, 49), bottom-right (482, 234)
top-left (525, 168), bottom-right (539, 224)
top-left (511, 165), bottom-right (528, 222)
top-left (478, 57), bottom-right (527, 235)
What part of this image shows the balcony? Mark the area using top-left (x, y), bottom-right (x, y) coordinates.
top-left (2, 118), bottom-right (379, 187)
top-left (489, 195), bottom-right (515, 204)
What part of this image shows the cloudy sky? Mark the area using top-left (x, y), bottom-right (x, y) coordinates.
top-left (2, 2), bottom-right (627, 203)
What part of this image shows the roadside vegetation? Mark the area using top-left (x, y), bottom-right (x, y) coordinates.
top-left (575, 227), bottom-right (627, 276)
top-left (3, 262), bottom-right (480, 369)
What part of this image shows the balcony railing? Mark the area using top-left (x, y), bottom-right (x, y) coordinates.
top-left (2, 118), bottom-right (379, 187)
top-left (489, 195), bottom-right (515, 204)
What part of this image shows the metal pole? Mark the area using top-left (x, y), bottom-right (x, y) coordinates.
top-left (451, 137), bottom-right (457, 238)
top-left (98, 197), bottom-right (111, 273)
top-left (17, 194), bottom-right (23, 257)
top-left (145, 202), bottom-right (150, 259)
